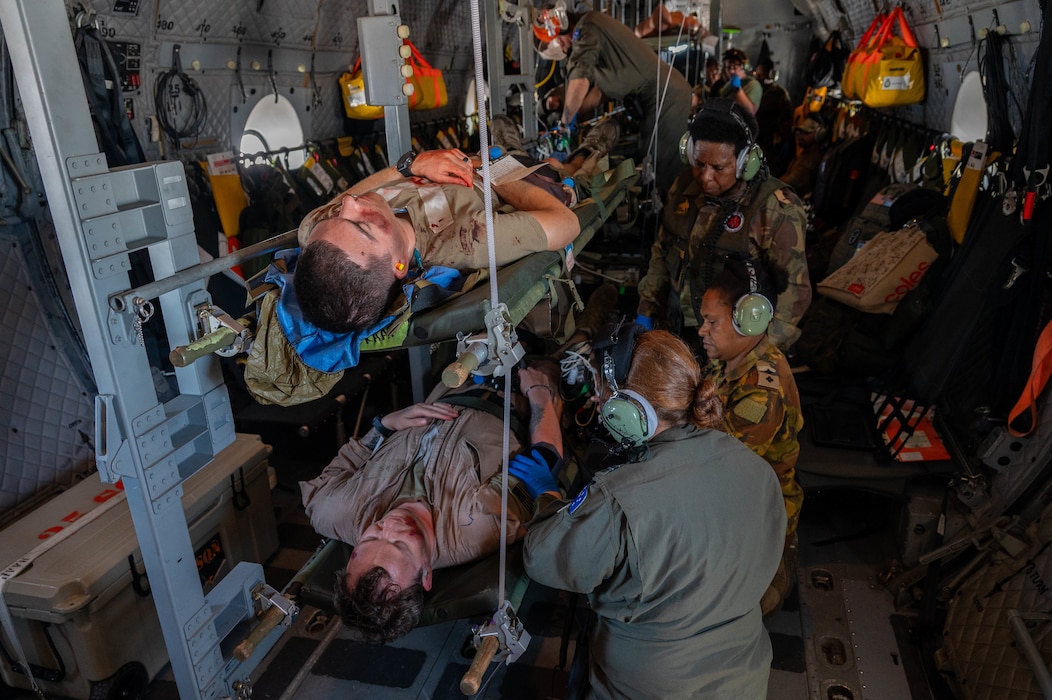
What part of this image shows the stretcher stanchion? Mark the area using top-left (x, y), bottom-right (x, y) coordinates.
top-left (458, 600), bottom-right (532, 695)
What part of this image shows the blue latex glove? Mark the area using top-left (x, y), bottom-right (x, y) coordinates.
top-left (729, 74), bottom-right (742, 89)
top-left (509, 449), bottom-right (559, 498)
top-left (634, 314), bottom-right (655, 330)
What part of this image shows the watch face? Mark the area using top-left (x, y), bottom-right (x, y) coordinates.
top-left (398, 151), bottom-right (415, 174)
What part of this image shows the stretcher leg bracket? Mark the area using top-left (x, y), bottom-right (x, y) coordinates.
top-left (460, 601), bottom-right (531, 695)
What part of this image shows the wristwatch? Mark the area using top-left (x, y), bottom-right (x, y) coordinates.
top-left (396, 150), bottom-right (416, 178)
top-left (371, 414), bottom-right (394, 438)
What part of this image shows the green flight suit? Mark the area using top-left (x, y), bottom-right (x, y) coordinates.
top-left (524, 425), bottom-right (785, 699)
top-left (565, 11), bottom-right (691, 192)
top-left (719, 75), bottom-right (763, 113)
top-left (706, 337), bottom-right (805, 536)
top-left (636, 169), bottom-right (811, 348)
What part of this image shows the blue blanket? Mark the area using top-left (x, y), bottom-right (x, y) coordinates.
top-left (268, 248), bottom-right (466, 372)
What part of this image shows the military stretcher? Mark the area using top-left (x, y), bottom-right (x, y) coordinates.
top-left (225, 158), bottom-right (639, 407)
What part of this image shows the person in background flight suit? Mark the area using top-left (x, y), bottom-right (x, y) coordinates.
top-left (780, 114), bottom-right (828, 200)
top-left (691, 56), bottom-right (724, 112)
top-left (535, 6), bottom-right (692, 194)
top-left (635, 98), bottom-right (811, 350)
top-left (754, 57), bottom-right (796, 177)
top-left (299, 364), bottom-right (564, 644)
top-left (719, 48), bottom-right (762, 115)
top-left (518, 330), bottom-right (785, 699)
top-left (698, 255), bottom-right (804, 616)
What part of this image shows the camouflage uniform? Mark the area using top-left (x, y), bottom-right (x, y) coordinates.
top-left (637, 169), bottom-right (811, 349)
top-left (705, 337), bottom-right (804, 535)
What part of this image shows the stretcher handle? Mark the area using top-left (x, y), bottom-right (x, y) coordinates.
top-left (233, 604), bottom-right (286, 661)
top-left (442, 344), bottom-right (486, 388)
top-left (169, 326), bottom-right (236, 367)
top-left (460, 635), bottom-right (499, 695)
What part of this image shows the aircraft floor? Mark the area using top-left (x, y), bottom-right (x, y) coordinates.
top-left (2, 396), bottom-right (944, 700)
top-left (150, 474), bottom-right (920, 700)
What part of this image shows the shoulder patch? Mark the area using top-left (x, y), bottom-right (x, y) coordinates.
top-left (758, 372), bottom-right (781, 390)
top-left (755, 361), bottom-right (781, 390)
top-left (567, 485), bottom-right (589, 515)
top-left (774, 188), bottom-right (793, 205)
top-left (732, 399), bottom-right (768, 424)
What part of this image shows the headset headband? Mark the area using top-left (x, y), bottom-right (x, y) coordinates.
top-left (744, 257), bottom-right (759, 294)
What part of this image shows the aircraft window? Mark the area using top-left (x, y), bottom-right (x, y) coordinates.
top-left (949, 71), bottom-right (987, 143)
top-left (238, 94), bottom-right (306, 168)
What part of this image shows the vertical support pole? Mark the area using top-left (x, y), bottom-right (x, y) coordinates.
top-left (0, 2), bottom-right (269, 697)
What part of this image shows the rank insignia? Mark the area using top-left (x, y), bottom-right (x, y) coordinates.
top-left (724, 211), bottom-right (744, 232)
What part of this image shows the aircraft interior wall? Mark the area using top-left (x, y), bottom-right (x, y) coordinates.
top-left (2, 0), bottom-right (1052, 699)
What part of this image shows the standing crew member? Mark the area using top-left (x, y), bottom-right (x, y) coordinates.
top-left (698, 256), bottom-right (804, 616)
top-left (536, 6), bottom-right (692, 194)
top-left (518, 330), bottom-right (785, 698)
top-left (635, 98), bottom-right (811, 349)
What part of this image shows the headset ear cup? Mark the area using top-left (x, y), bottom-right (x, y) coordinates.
top-left (600, 389), bottom-right (658, 447)
top-left (680, 131), bottom-right (694, 166)
top-left (732, 293), bottom-right (774, 336)
top-left (740, 145), bottom-right (764, 181)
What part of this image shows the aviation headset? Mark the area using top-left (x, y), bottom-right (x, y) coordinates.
top-left (599, 353), bottom-right (658, 448)
top-left (732, 257), bottom-right (774, 337)
top-left (533, 1), bottom-right (569, 43)
top-left (679, 98), bottom-right (765, 182)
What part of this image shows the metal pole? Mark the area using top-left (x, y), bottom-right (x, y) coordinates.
top-left (110, 230), bottom-right (297, 311)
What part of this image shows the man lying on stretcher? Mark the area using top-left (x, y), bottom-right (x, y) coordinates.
top-left (299, 361), bottom-right (565, 644)
top-left (293, 147), bottom-right (582, 335)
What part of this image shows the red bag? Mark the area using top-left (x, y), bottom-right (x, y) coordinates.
top-left (405, 41), bottom-right (448, 111)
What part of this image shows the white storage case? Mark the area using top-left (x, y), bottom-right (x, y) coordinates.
top-left (0, 434), bottom-right (278, 699)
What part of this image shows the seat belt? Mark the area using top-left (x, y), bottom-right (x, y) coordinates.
top-left (946, 140), bottom-right (987, 244)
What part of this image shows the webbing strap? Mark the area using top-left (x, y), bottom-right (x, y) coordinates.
top-left (1008, 319), bottom-right (1052, 437)
top-left (437, 391), bottom-right (527, 444)
top-left (0, 491), bottom-right (127, 698)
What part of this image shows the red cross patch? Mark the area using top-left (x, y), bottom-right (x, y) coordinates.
top-left (724, 212), bottom-right (744, 232)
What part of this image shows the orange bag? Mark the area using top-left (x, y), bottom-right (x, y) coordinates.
top-left (842, 13), bottom-right (886, 100)
top-left (860, 7), bottom-right (925, 108)
top-left (405, 42), bottom-right (448, 111)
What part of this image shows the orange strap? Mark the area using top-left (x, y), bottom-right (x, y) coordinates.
top-left (1008, 318), bottom-right (1052, 436)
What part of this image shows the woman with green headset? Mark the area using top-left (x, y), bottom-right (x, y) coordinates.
top-left (519, 330), bottom-right (785, 699)
top-left (698, 254), bottom-right (804, 617)
top-left (635, 97), bottom-right (812, 350)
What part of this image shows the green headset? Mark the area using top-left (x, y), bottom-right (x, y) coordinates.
top-left (732, 257), bottom-right (774, 337)
top-left (599, 351), bottom-right (658, 449)
top-left (679, 98), bottom-right (765, 182)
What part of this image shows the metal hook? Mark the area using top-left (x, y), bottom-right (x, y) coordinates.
top-left (309, 51), bottom-right (322, 110)
top-left (235, 46), bottom-right (247, 104)
top-left (267, 49), bottom-right (278, 103)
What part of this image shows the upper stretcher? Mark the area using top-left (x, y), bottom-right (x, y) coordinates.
top-left (242, 158), bottom-right (639, 407)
